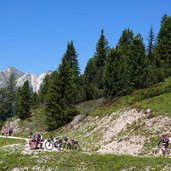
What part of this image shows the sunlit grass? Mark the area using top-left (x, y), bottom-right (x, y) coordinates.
top-left (0, 137), bottom-right (26, 147)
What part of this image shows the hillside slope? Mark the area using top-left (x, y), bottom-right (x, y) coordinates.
top-left (2, 77), bottom-right (171, 170)
top-left (4, 77), bottom-right (171, 156)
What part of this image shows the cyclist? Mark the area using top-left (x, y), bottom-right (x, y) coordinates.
top-left (158, 134), bottom-right (169, 149)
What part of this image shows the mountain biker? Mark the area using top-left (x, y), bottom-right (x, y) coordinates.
top-left (158, 134), bottom-right (169, 149)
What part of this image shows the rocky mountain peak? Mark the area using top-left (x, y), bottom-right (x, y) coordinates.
top-left (0, 67), bottom-right (51, 92)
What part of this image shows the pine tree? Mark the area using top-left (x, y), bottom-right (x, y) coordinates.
top-left (45, 57), bottom-right (78, 130)
top-left (116, 29), bottom-right (134, 54)
top-left (104, 49), bottom-right (120, 97)
top-left (38, 74), bottom-right (51, 104)
top-left (96, 29), bottom-right (109, 67)
top-left (129, 34), bottom-right (148, 89)
top-left (0, 87), bottom-right (7, 121)
top-left (83, 56), bottom-right (101, 100)
top-left (95, 29), bottom-right (109, 89)
top-left (83, 30), bottom-right (109, 100)
top-left (147, 26), bottom-right (155, 63)
top-left (15, 87), bottom-right (22, 117)
top-left (161, 14), bottom-right (168, 26)
top-left (4, 74), bottom-right (17, 118)
top-left (63, 41), bottom-right (82, 103)
top-left (16, 81), bottom-right (31, 120)
top-left (104, 49), bottom-right (133, 97)
top-left (156, 16), bottom-right (171, 75)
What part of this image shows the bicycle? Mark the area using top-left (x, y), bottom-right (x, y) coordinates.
top-left (154, 143), bottom-right (171, 156)
top-left (61, 137), bottom-right (81, 151)
top-left (45, 137), bottom-right (63, 151)
top-left (70, 139), bottom-right (81, 151)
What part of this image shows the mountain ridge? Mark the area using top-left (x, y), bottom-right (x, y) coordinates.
top-left (0, 67), bottom-right (52, 92)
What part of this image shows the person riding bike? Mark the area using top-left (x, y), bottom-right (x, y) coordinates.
top-left (158, 134), bottom-right (169, 149)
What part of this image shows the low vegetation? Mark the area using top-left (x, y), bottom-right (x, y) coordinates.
top-left (1, 136), bottom-right (171, 171)
top-left (0, 137), bottom-right (25, 147)
top-left (91, 76), bottom-right (171, 116)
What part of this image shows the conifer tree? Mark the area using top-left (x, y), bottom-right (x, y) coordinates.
top-left (0, 88), bottom-right (7, 121)
top-left (147, 26), bottom-right (155, 63)
top-left (38, 74), bottom-right (51, 104)
top-left (116, 29), bottom-right (134, 54)
top-left (45, 57), bottom-right (78, 130)
top-left (15, 87), bottom-right (22, 117)
top-left (16, 81), bottom-right (31, 119)
top-left (104, 48), bottom-right (133, 97)
top-left (129, 34), bottom-right (148, 89)
top-left (95, 29), bottom-right (109, 89)
top-left (63, 41), bottom-right (83, 102)
top-left (83, 56), bottom-right (101, 100)
top-left (114, 29), bottom-right (134, 92)
top-left (156, 16), bottom-right (171, 75)
top-left (161, 14), bottom-right (168, 26)
top-left (4, 74), bottom-right (17, 117)
top-left (96, 29), bottom-right (109, 67)
top-left (83, 30), bottom-right (109, 100)
top-left (104, 49), bottom-right (120, 97)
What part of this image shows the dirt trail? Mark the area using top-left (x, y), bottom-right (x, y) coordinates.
top-left (0, 135), bottom-right (62, 154)
top-left (0, 135), bottom-right (29, 141)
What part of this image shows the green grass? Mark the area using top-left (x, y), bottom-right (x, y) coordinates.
top-left (0, 151), bottom-right (35, 171)
top-left (91, 77), bottom-right (171, 116)
top-left (0, 149), bottom-right (171, 171)
top-left (14, 106), bottom-right (47, 137)
top-left (137, 92), bottom-right (171, 116)
top-left (0, 137), bottom-right (26, 147)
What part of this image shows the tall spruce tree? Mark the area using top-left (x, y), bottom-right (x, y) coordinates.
top-left (4, 74), bottom-right (17, 118)
top-left (0, 87), bottom-right (8, 121)
top-left (45, 57), bottom-right (78, 130)
top-left (15, 87), bottom-right (22, 117)
top-left (161, 14), bottom-right (168, 26)
top-left (38, 74), bottom-right (51, 104)
top-left (96, 29), bottom-right (109, 67)
top-left (95, 29), bottom-right (109, 89)
top-left (63, 41), bottom-right (83, 103)
top-left (116, 29), bottom-right (134, 54)
top-left (129, 34), bottom-right (148, 89)
top-left (147, 26), bottom-right (155, 62)
top-left (104, 48), bottom-right (133, 97)
top-left (0, 74), bottom-right (17, 121)
top-left (115, 29), bottom-right (134, 92)
top-left (146, 26), bottom-right (163, 85)
top-left (156, 15), bottom-right (171, 75)
top-left (104, 49), bottom-right (120, 97)
top-left (15, 81), bottom-right (31, 119)
top-left (83, 30), bottom-right (109, 100)
top-left (83, 56), bottom-right (100, 100)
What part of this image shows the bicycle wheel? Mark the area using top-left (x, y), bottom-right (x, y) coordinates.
top-left (61, 143), bottom-right (69, 150)
top-left (154, 148), bottom-right (160, 155)
top-left (163, 149), bottom-right (170, 156)
top-left (45, 141), bottom-right (53, 150)
top-left (73, 144), bottom-right (81, 151)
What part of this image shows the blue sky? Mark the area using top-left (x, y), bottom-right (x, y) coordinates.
top-left (0, 0), bottom-right (170, 75)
